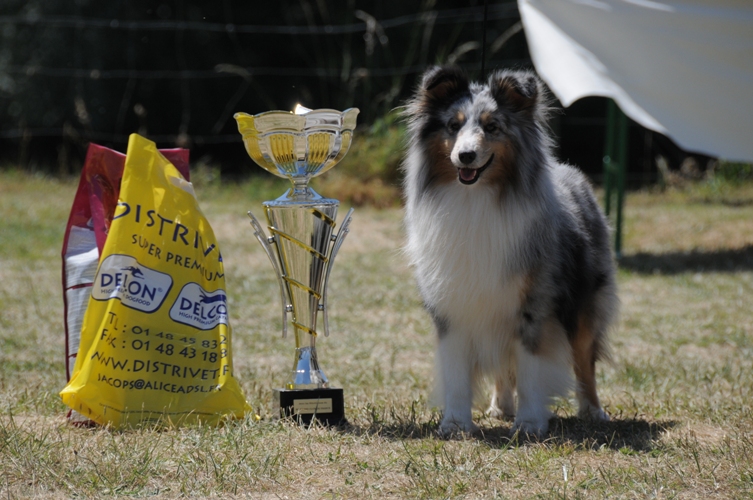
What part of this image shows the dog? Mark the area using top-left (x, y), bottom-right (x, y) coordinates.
top-left (402, 66), bottom-right (618, 436)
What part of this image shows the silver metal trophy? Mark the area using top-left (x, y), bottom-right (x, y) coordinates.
top-left (234, 105), bottom-right (358, 425)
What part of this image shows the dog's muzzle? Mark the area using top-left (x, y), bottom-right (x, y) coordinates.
top-left (458, 154), bottom-right (494, 185)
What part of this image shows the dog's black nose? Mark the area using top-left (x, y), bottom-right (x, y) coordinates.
top-left (458, 151), bottom-right (476, 165)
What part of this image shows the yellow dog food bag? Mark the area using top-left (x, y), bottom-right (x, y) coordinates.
top-left (61, 134), bottom-right (250, 427)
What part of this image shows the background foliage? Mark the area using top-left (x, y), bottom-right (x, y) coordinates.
top-left (3, 0), bottom-right (713, 183)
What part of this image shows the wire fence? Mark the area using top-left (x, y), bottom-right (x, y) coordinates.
top-left (0, 4), bottom-right (518, 33)
top-left (0, 2), bottom-right (530, 150)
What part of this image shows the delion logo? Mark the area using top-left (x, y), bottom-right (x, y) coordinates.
top-left (93, 254), bottom-right (173, 313)
top-left (169, 283), bottom-right (229, 330)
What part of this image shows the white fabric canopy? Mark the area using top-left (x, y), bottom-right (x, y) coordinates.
top-left (518, 0), bottom-right (753, 162)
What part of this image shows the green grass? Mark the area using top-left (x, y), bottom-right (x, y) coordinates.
top-left (1, 170), bottom-right (753, 498)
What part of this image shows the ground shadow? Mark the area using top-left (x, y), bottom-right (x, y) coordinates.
top-left (338, 416), bottom-right (676, 453)
top-left (619, 245), bottom-right (753, 274)
top-left (477, 417), bottom-right (676, 452)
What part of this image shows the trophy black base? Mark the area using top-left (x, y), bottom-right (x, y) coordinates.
top-left (273, 387), bottom-right (346, 426)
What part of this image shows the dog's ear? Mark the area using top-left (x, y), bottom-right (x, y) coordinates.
top-left (490, 71), bottom-right (541, 115)
top-left (419, 66), bottom-right (469, 104)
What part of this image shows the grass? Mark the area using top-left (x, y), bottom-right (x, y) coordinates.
top-left (1, 169), bottom-right (753, 498)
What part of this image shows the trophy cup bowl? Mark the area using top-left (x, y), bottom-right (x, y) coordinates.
top-left (234, 105), bottom-right (358, 425)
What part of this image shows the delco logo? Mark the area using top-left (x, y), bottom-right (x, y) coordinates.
top-left (92, 254), bottom-right (173, 313)
top-left (169, 283), bottom-right (228, 330)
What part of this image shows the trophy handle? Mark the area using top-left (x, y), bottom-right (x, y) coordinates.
top-left (320, 207), bottom-right (354, 337)
top-left (248, 211), bottom-right (290, 338)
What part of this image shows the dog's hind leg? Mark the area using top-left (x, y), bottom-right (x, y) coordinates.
top-left (437, 331), bottom-right (480, 436)
top-left (488, 370), bottom-right (516, 420)
top-left (572, 316), bottom-right (609, 421)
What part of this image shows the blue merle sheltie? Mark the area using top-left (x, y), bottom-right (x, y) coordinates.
top-left (402, 66), bottom-right (618, 436)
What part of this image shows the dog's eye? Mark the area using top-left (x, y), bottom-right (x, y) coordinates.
top-left (447, 120), bottom-right (461, 133)
top-left (484, 123), bottom-right (499, 134)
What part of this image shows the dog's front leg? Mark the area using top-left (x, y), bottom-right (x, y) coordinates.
top-left (437, 329), bottom-right (479, 436)
top-left (513, 320), bottom-right (574, 437)
top-left (514, 298), bottom-right (554, 436)
top-left (513, 342), bottom-right (555, 437)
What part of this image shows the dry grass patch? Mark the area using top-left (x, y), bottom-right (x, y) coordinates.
top-left (1, 172), bottom-right (752, 498)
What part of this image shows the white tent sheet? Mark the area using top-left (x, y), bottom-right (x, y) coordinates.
top-left (518, 0), bottom-right (753, 162)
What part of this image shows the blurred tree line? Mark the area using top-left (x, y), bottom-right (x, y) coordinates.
top-left (0, 0), bottom-right (531, 174)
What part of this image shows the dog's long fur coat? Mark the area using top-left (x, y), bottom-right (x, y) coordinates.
top-left (402, 66), bottom-right (618, 436)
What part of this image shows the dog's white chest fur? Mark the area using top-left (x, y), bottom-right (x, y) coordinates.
top-left (406, 185), bottom-right (535, 355)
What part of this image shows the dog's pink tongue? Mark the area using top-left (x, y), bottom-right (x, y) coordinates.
top-left (459, 168), bottom-right (477, 182)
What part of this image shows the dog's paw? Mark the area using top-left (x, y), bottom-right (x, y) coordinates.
top-left (578, 405), bottom-right (610, 422)
top-left (511, 416), bottom-right (550, 438)
top-left (438, 419), bottom-right (480, 438)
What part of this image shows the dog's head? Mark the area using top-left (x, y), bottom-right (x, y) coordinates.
top-left (406, 66), bottom-right (550, 190)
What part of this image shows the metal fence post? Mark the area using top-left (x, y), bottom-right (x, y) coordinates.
top-left (603, 99), bottom-right (628, 258)
top-left (603, 100), bottom-right (616, 218)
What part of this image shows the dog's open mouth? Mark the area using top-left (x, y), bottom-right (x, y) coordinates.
top-left (458, 155), bottom-right (494, 185)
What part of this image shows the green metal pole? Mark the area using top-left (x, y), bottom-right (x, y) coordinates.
top-left (615, 107), bottom-right (628, 258)
top-left (603, 100), bottom-right (616, 217)
top-left (603, 99), bottom-right (628, 257)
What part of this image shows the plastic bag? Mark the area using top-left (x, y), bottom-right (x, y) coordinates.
top-left (61, 134), bottom-right (249, 427)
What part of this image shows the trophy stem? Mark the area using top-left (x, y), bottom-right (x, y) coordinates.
top-left (289, 344), bottom-right (328, 389)
top-left (290, 178), bottom-right (312, 200)
top-left (262, 197), bottom-right (340, 390)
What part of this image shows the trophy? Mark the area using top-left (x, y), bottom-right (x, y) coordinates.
top-left (234, 105), bottom-right (358, 425)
